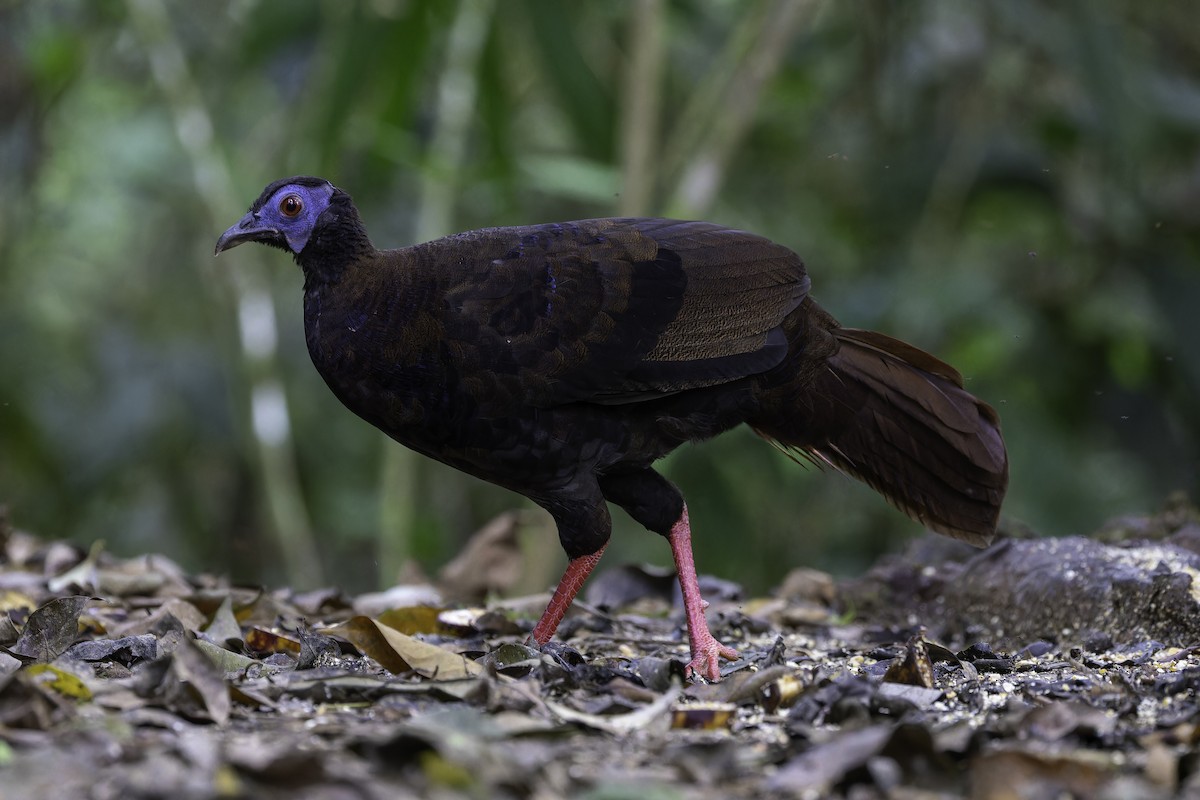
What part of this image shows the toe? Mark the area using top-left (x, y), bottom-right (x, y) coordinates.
top-left (685, 640), bottom-right (739, 682)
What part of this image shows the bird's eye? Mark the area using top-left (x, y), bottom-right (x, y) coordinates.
top-left (279, 194), bottom-right (303, 217)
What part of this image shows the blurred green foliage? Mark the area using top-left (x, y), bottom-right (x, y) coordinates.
top-left (1, 0), bottom-right (1197, 593)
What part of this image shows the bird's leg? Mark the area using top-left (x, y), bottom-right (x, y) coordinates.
top-left (528, 544), bottom-right (607, 647)
top-left (668, 504), bottom-right (738, 681)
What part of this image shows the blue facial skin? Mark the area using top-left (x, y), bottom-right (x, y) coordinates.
top-left (214, 182), bottom-right (335, 256)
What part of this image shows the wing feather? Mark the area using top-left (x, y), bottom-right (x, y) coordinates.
top-left (435, 218), bottom-right (809, 406)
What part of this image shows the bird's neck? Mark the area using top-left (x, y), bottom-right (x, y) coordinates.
top-left (296, 200), bottom-right (378, 287)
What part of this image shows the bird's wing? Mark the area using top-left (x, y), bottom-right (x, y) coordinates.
top-left (437, 218), bottom-right (809, 406)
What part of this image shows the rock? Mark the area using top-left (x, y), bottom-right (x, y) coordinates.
top-left (844, 536), bottom-right (1200, 649)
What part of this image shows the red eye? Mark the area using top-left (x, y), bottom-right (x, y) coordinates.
top-left (279, 194), bottom-right (303, 217)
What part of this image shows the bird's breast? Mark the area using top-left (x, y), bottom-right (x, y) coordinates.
top-left (304, 286), bottom-right (445, 430)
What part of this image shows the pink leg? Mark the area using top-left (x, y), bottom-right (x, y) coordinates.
top-left (528, 544), bottom-right (607, 647)
top-left (669, 504), bottom-right (738, 681)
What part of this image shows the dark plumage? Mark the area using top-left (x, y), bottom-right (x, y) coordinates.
top-left (216, 176), bottom-right (1008, 681)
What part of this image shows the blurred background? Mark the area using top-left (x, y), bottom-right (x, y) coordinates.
top-left (1, 0), bottom-right (1197, 595)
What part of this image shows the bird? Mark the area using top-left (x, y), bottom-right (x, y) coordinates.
top-left (216, 176), bottom-right (1008, 681)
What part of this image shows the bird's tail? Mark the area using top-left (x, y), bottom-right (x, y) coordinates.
top-left (752, 325), bottom-right (1008, 545)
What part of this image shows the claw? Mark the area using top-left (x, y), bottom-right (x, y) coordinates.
top-left (685, 634), bottom-right (739, 682)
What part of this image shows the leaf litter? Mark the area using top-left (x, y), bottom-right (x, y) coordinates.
top-left (1, 501), bottom-right (1200, 798)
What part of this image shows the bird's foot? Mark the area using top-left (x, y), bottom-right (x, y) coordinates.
top-left (667, 504), bottom-right (739, 682)
top-left (529, 547), bottom-right (607, 647)
top-left (685, 634), bottom-right (739, 682)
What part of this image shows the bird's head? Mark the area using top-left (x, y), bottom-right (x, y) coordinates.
top-left (215, 176), bottom-right (338, 257)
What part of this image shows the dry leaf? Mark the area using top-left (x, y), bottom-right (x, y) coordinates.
top-left (883, 630), bottom-right (934, 688)
top-left (25, 664), bottom-right (93, 701)
top-left (172, 636), bottom-right (232, 725)
top-left (9, 596), bottom-right (90, 663)
top-left (438, 511), bottom-right (526, 602)
top-left (202, 596), bottom-right (242, 644)
top-left (376, 606), bottom-right (446, 636)
top-left (323, 616), bottom-right (484, 680)
top-left (244, 626), bottom-right (301, 657)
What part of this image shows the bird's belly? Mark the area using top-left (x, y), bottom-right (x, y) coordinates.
top-left (407, 403), bottom-right (638, 494)
top-left (318, 363), bottom-right (627, 489)
top-left (313, 336), bottom-right (755, 493)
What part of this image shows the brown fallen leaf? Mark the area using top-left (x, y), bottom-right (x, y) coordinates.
top-left (438, 511), bottom-right (527, 602)
top-left (110, 598), bottom-right (207, 639)
top-left (322, 616), bottom-right (484, 680)
top-left (883, 630), bottom-right (934, 688)
top-left (0, 589), bottom-right (38, 617)
top-left (201, 596), bottom-right (242, 645)
top-left (193, 638), bottom-right (258, 673)
top-left (377, 605), bottom-right (447, 636)
top-left (172, 635), bottom-right (232, 725)
top-left (244, 626), bottom-right (302, 657)
top-left (7, 596), bottom-right (90, 663)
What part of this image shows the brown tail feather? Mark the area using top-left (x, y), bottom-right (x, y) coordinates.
top-left (754, 326), bottom-right (1008, 545)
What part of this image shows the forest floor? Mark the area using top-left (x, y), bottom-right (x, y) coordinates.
top-left (2, 500), bottom-right (1200, 799)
